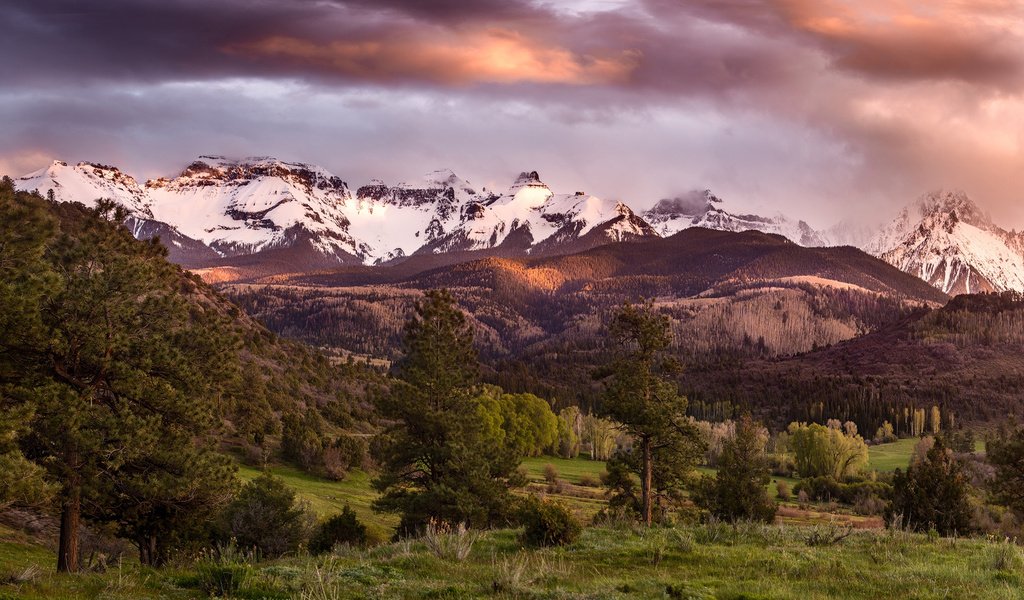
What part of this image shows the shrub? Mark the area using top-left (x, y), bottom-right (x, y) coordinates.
top-left (519, 497), bottom-right (581, 547)
top-left (578, 474), bottom-right (601, 488)
top-left (853, 493), bottom-right (887, 516)
top-left (797, 490), bottom-right (810, 510)
top-left (322, 435), bottom-right (368, 481)
top-left (217, 473), bottom-right (314, 558)
top-left (793, 476), bottom-right (891, 504)
top-left (767, 454), bottom-right (796, 478)
top-left (422, 519), bottom-right (480, 561)
top-left (309, 506), bottom-right (368, 555)
top-left (192, 543), bottom-right (256, 597)
top-left (776, 480), bottom-right (791, 501)
top-left (543, 463), bottom-right (559, 484)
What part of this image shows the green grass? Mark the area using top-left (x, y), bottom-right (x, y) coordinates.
top-left (5, 523), bottom-right (1023, 599)
top-left (867, 438), bottom-right (918, 472)
top-left (237, 464), bottom-right (396, 540)
top-left (520, 456), bottom-right (608, 484)
top-left (233, 441), bottom-right (917, 541)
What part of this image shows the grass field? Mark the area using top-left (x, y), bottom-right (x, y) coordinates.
top-left (520, 455), bottom-right (607, 484)
top-left (0, 438), bottom-right (1008, 599)
top-left (4, 523), bottom-right (1023, 599)
top-left (236, 440), bottom-right (919, 537)
top-left (237, 464), bottom-right (396, 540)
top-left (866, 438), bottom-right (918, 472)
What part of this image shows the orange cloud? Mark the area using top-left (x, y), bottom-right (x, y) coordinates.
top-left (775, 0), bottom-right (1024, 83)
top-left (226, 29), bottom-right (641, 86)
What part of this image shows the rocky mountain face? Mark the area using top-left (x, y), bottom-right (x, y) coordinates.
top-left (864, 190), bottom-right (1024, 294)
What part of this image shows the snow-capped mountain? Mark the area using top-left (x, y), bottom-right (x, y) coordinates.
top-left (643, 190), bottom-right (828, 246)
top-left (18, 160), bottom-right (152, 216)
top-left (411, 171), bottom-right (658, 256)
top-left (351, 169), bottom-right (496, 262)
top-left (145, 156), bottom-right (367, 264)
top-left (16, 160), bottom-right (220, 264)
top-left (15, 158), bottom-right (659, 268)
top-left (865, 190), bottom-right (1024, 294)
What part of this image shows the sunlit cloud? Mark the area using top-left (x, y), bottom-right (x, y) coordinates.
top-left (225, 30), bottom-right (641, 86)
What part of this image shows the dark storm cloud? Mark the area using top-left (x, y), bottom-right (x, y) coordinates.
top-left (1, 0), bottom-right (626, 87)
top-left (4, 0), bottom-right (1024, 227)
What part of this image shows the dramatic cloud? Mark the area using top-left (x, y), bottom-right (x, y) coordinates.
top-left (3, 0), bottom-right (1024, 227)
top-left (227, 31), bottom-right (641, 85)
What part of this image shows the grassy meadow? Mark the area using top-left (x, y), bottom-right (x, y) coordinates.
top-left (3, 521), bottom-right (1024, 599)
top-left (3, 438), bottom-right (975, 600)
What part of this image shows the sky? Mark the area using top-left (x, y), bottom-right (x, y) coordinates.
top-left (2, 0), bottom-right (1024, 229)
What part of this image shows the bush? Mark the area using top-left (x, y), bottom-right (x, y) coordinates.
top-left (422, 519), bottom-right (480, 561)
top-left (578, 474), bottom-right (601, 488)
top-left (309, 506), bottom-right (368, 555)
top-left (322, 436), bottom-right (368, 481)
top-left (776, 480), bottom-right (791, 501)
top-left (853, 493), bottom-right (887, 516)
top-left (793, 477), bottom-right (891, 504)
top-left (519, 497), bottom-right (581, 547)
top-left (543, 463), bottom-right (560, 484)
top-left (217, 473), bottom-right (314, 558)
top-left (767, 454), bottom-right (796, 478)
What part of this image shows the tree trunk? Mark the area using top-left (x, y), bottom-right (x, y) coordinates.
top-left (57, 479), bottom-right (81, 573)
top-left (138, 532), bottom-right (158, 567)
top-left (641, 436), bottom-right (653, 526)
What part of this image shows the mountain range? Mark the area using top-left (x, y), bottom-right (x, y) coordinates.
top-left (12, 156), bottom-right (1024, 294)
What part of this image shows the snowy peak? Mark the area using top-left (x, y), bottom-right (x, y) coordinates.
top-left (17, 160), bottom-right (152, 217)
top-left (149, 155), bottom-right (350, 196)
top-left (508, 170), bottom-right (548, 194)
top-left (867, 190), bottom-right (1024, 294)
top-left (142, 155), bottom-right (362, 263)
top-left (642, 189), bottom-right (827, 246)
top-left (349, 170), bottom-right (487, 261)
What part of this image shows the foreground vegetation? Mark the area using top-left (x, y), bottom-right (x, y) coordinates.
top-left (4, 522), bottom-right (1024, 599)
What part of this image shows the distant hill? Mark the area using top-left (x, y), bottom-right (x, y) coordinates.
top-left (221, 228), bottom-right (946, 415)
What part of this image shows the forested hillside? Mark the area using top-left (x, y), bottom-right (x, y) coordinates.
top-left (220, 229), bottom-right (941, 413)
top-left (0, 178), bottom-right (383, 568)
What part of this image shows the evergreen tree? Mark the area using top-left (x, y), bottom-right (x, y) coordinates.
top-left (372, 290), bottom-right (521, 536)
top-left (7, 197), bottom-right (238, 571)
top-left (887, 438), bottom-right (973, 535)
top-left (597, 301), bottom-right (704, 525)
top-left (218, 473), bottom-right (313, 558)
top-left (694, 414), bottom-right (776, 523)
top-left (0, 183), bottom-right (58, 510)
top-left (987, 423), bottom-right (1024, 517)
top-left (97, 437), bottom-right (238, 566)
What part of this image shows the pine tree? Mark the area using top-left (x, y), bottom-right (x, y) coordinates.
top-left (8, 197), bottom-right (238, 571)
top-left (0, 183), bottom-right (59, 510)
top-left (597, 301), bottom-right (704, 525)
top-left (372, 290), bottom-right (520, 536)
top-left (694, 414), bottom-right (776, 523)
top-left (887, 438), bottom-right (973, 535)
top-left (987, 423), bottom-right (1024, 518)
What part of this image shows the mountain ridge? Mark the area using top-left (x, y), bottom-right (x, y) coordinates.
top-left (14, 158), bottom-right (1024, 294)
